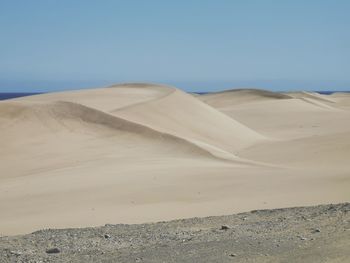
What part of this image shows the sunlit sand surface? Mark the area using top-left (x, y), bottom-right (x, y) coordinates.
top-left (1, 83), bottom-right (349, 235)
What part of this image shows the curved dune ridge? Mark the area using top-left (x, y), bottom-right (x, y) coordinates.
top-left (199, 88), bottom-right (292, 108)
top-left (112, 87), bottom-right (265, 156)
top-left (0, 83), bottom-right (350, 235)
top-left (1, 84), bottom-right (266, 165)
top-left (199, 88), bottom-right (340, 111)
top-left (10, 83), bottom-right (265, 159)
top-left (0, 100), bottom-right (239, 177)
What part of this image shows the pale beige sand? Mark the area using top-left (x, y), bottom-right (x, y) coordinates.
top-left (1, 84), bottom-right (349, 235)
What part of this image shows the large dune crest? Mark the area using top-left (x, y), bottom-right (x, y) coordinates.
top-left (1, 99), bottom-right (244, 179)
top-left (113, 87), bottom-right (266, 154)
top-left (9, 83), bottom-right (266, 159)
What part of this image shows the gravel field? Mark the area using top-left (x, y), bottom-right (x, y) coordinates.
top-left (0, 203), bottom-right (349, 262)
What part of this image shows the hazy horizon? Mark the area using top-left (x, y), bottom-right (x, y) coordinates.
top-left (1, 80), bottom-right (350, 93)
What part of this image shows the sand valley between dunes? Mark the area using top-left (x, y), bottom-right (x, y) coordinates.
top-left (0, 83), bottom-right (350, 235)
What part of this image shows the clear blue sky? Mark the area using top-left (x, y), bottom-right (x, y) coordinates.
top-left (0, 0), bottom-right (349, 92)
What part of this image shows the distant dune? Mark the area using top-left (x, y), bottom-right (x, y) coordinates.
top-left (0, 83), bottom-right (349, 235)
top-left (199, 88), bottom-right (292, 108)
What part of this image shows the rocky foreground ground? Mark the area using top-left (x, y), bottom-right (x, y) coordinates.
top-left (0, 203), bottom-right (349, 263)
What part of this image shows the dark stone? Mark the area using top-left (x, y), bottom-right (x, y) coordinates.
top-left (221, 225), bottom-right (230, 230)
top-left (311, 228), bottom-right (321, 233)
top-left (46, 248), bottom-right (61, 254)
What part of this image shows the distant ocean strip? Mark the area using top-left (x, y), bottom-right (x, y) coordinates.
top-left (0, 93), bottom-right (44, 100)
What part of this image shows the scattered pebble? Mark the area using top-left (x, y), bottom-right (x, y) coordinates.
top-left (221, 225), bottom-right (230, 230)
top-left (46, 248), bottom-right (61, 254)
top-left (311, 228), bottom-right (321, 233)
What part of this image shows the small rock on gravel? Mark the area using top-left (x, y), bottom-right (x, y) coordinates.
top-left (312, 228), bottom-right (321, 233)
top-left (46, 247), bottom-right (61, 254)
top-left (221, 225), bottom-right (230, 230)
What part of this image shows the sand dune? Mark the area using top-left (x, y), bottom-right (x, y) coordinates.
top-left (200, 89), bottom-right (350, 139)
top-left (17, 84), bottom-right (265, 158)
top-left (15, 83), bottom-right (172, 112)
top-left (0, 84), bottom-right (349, 235)
top-left (240, 131), bottom-right (350, 169)
top-left (287, 91), bottom-right (337, 103)
top-left (329, 92), bottom-right (350, 110)
top-left (199, 88), bottom-right (292, 108)
top-left (113, 88), bottom-right (265, 156)
top-left (0, 100), bottom-right (232, 178)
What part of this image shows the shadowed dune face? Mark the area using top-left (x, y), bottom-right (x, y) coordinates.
top-left (0, 84), bottom-right (350, 235)
top-left (112, 88), bottom-right (265, 156)
top-left (0, 100), bottom-right (230, 178)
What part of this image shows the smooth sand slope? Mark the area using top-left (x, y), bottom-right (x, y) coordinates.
top-left (0, 84), bottom-right (349, 235)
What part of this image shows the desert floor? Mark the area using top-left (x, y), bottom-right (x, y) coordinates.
top-left (1, 203), bottom-right (349, 262)
top-left (0, 83), bottom-right (349, 235)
